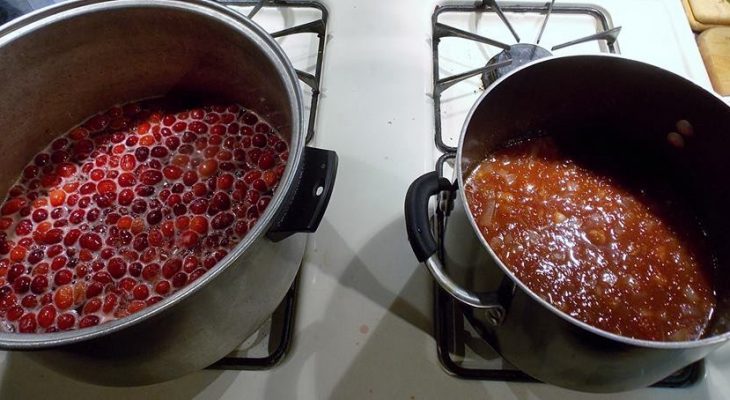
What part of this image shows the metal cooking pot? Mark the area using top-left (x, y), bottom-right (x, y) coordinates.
top-left (0, 0), bottom-right (337, 386)
top-left (405, 54), bottom-right (730, 392)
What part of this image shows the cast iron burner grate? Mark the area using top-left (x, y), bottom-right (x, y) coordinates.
top-left (219, 0), bottom-right (328, 144)
top-left (432, 0), bottom-right (621, 153)
top-left (208, 272), bottom-right (299, 370)
top-left (431, 154), bottom-right (703, 387)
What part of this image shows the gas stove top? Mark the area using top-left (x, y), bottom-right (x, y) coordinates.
top-left (1, 0), bottom-right (729, 399)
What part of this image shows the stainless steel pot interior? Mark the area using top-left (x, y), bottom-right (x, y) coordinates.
top-left (456, 54), bottom-right (730, 348)
top-left (0, 0), bottom-right (304, 346)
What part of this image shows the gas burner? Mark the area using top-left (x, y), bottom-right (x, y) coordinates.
top-left (221, 0), bottom-right (328, 144)
top-left (482, 43), bottom-right (552, 86)
top-left (432, 0), bottom-right (622, 152)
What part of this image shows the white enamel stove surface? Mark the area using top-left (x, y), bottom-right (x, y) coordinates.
top-left (1, 1), bottom-right (730, 399)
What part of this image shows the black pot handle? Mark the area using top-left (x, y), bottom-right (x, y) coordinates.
top-left (267, 146), bottom-right (338, 242)
top-left (405, 171), bottom-right (453, 262)
top-left (405, 171), bottom-right (505, 323)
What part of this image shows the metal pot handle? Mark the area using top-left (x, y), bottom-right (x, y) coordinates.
top-left (267, 146), bottom-right (338, 242)
top-left (405, 171), bottom-right (505, 323)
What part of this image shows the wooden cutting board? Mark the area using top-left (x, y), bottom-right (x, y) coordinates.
top-left (683, 0), bottom-right (719, 31)
top-left (698, 27), bottom-right (730, 96)
top-left (688, 0), bottom-right (730, 26)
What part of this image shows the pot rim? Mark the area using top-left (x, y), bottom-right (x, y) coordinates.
top-left (456, 53), bottom-right (730, 350)
top-left (0, 0), bottom-right (305, 347)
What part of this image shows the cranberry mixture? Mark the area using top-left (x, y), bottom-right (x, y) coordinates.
top-left (0, 99), bottom-right (289, 333)
top-left (465, 136), bottom-right (716, 341)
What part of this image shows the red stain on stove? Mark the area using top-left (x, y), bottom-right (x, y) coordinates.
top-left (359, 324), bottom-right (369, 334)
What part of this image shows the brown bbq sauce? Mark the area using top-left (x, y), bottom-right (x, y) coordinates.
top-left (464, 136), bottom-right (716, 341)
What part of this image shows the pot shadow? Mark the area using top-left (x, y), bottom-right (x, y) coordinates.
top-left (0, 351), bottom-right (238, 399)
top-left (275, 216), bottom-right (498, 398)
top-left (314, 218), bottom-right (432, 334)
top-left (251, 217), bottom-right (436, 398)
top-left (263, 216), bottom-right (723, 399)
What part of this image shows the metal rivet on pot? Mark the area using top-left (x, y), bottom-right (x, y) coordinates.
top-left (667, 132), bottom-right (685, 148)
top-left (676, 120), bottom-right (694, 137)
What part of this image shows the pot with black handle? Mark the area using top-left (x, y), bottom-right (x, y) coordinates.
top-left (0, 0), bottom-right (336, 386)
top-left (405, 54), bottom-right (730, 392)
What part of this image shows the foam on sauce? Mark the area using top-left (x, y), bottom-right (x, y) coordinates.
top-left (465, 136), bottom-right (716, 341)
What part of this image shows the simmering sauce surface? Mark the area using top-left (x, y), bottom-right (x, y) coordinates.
top-left (464, 137), bottom-right (716, 341)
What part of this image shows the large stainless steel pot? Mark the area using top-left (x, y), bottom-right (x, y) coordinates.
top-left (0, 0), bottom-right (337, 386)
top-left (406, 55), bottom-right (730, 392)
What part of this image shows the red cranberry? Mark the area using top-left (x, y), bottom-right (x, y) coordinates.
top-left (252, 134), bottom-right (267, 148)
top-left (189, 199), bottom-right (208, 215)
top-left (13, 276), bottom-right (31, 294)
top-left (79, 233), bottom-right (103, 251)
top-left (118, 173), bottom-right (136, 187)
top-left (171, 272), bottom-right (188, 288)
top-left (79, 315), bottom-right (100, 328)
top-left (132, 233), bottom-right (149, 251)
top-left (162, 259), bottom-right (182, 279)
top-left (86, 281), bottom-right (104, 298)
top-left (69, 209), bottom-right (85, 224)
top-left (155, 280), bottom-right (171, 295)
top-left (57, 313), bottom-right (75, 330)
top-left (151, 146), bottom-right (169, 158)
top-left (209, 192), bottom-right (231, 213)
top-left (43, 229), bottom-right (64, 245)
top-left (118, 189), bottom-right (135, 206)
top-left (142, 263), bottom-right (160, 281)
top-left (30, 275), bottom-right (48, 294)
top-left (18, 313), bottom-right (37, 333)
top-left (129, 262), bottom-right (142, 277)
top-left (211, 213), bottom-right (234, 230)
top-left (86, 208), bottom-right (101, 222)
top-left (132, 284), bottom-right (149, 300)
top-left (54, 269), bottom-right (73, 286)
top-left (135, 147), bottom-right (149, 162)
top-left (182, 170), bottom-right (198, 186)
top-left (163, 165), bottom-right (183, 180)
top-left (135, 185), bottom-right (155, 197)
top-left (258, 152), bottom-right (275, 170)
top-left (6, 306), bottom-right (24, 322)
top-left (107, 257), bottom-right (127, 278)
top-left (14, 219), bottom-right (32, 236)
top-left (172, 122), bottom-right (186, 133)
top-left (131, 199), bottom-right (147, 214)
top-left (37, 305), bottom-right (56, 328)
top-left (140, 170), bottom-right (163, 185)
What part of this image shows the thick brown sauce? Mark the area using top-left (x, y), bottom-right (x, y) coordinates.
top-left (464, 137), bottom-right (716, 341)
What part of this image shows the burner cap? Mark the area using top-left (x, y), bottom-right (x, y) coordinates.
top-left (482, 44), bottom-right (552, 87)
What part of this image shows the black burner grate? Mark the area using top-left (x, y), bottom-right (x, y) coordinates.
top-left (432, 0), bottom-right (621, 153)
top-left (432, 153), bottom-right (703, 387)
top-left (208, 273), bottom-right (299, 370)
top-left (219, 0), bottom-right (328, 144)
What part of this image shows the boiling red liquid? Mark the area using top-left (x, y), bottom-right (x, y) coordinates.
top-left (465, 137), bottom-right (716, 341)
top-left (0, 99), bottom-right (289, 333)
